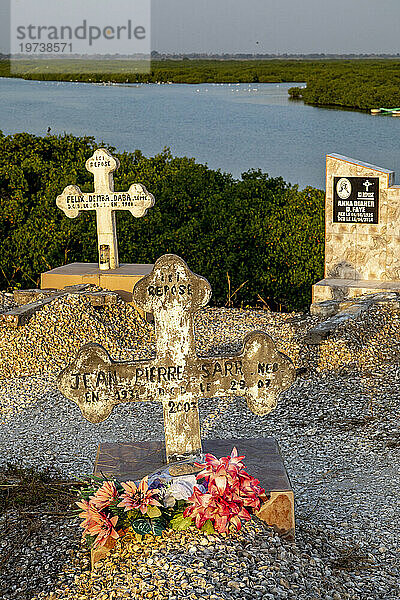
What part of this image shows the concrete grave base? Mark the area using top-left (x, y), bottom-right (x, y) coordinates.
top-left (91, 437), bottom-right (295, 566)
top-left (41, 262), bottom-right (154, 304)
top-left (312, 277), bottom-right (400, 304)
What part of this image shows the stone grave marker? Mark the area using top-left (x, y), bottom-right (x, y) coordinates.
top-left (58, 254), bottom-right (295, 462)
top-left (56, 148), bottom-right (155, 271)
top-left (312, 153), bottom-right (400, 305)
top-left (58, 255), bottom-right (296, 549)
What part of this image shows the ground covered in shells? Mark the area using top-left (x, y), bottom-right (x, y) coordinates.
top-left (0, 294), bottom-right (399, 600)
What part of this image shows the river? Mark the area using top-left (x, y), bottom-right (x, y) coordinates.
top-left (1, 77), bottom-right (400, 189)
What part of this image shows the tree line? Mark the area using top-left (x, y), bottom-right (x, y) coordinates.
top-left (2, 58), bottom-right (400, 110)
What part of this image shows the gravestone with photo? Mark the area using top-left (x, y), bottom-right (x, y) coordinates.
top-left (312, 153), bottom-right (400, 304)
top-left (58, 254), bottom-right (297, 551)
top-left (41, 148), bottom-right (155, 303)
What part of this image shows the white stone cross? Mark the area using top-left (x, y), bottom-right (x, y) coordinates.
top-left (58, 255), bottom-right (296, 462)
top-left (56, 148), bottom-right (155, 270)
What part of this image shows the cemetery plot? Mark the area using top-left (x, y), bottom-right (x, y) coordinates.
top-left (312, 154), bottom-right (400, 305)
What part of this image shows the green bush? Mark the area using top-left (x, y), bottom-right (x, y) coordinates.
top-left (0, 132), bottom-right (324, 310)
top-left (288, 87), bottom-right (303, 99)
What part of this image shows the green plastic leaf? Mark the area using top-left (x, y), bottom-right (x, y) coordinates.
top-left (146, 506), bottom-right (162, 519)
top-left (201, 520), bottom-right (216, 534)
top-left (131, 517), bottom-right (168, 537)
top-left (127, 508), bottom-right (140, 520)
top-left (108, 499), bottom-right (123, 515)
top-left (150, 518), bottom-right (169, 536)
top-left (170, 513), bottom-right (193, 531)
top-left (131, 518), bottom-right (152, 536)
top-left (78, 488), bottom-right (96, 500)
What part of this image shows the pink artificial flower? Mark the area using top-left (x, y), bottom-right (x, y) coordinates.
top-left (76, 499), bottom-right (102, 531)
top-left (85, 511), bottom-right (120, 548)
top-left (196, 447), bottom-right (245, 482)
top-left (183, 487), bottom-right (252, 533)
top-left (76, 500), bottom-right (120, 547)
top-left (118, 476), bottom-right (162, 515)
top-left (237, 472), bottom-right (265, 510)
top-left (184, 486), bottom-right (216, 529)
top-left (91, 481), bottom-right (119, 510)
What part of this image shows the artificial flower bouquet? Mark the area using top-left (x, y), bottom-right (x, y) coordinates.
top-left (76, 448), bottom-right (267, 550)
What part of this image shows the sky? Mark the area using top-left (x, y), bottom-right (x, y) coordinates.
top-left (1, 0), bottom-right (400, 55)
top-left (152, 0), bottom-right (400, 55)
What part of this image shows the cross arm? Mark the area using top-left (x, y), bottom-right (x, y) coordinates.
top-left (57, 344), bottom-right (161, 423)
top-left (57, 331), bottom-right (295, 424)
top-left (56, 184), bottom-right (155, 220)
top-left (56, 184), bottom-right (84, 218)
top-left (195, 331), bottom-right (295, 415)
top-left (125, 183), bottom-right (155, 218)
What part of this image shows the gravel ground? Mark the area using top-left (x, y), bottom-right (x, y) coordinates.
top-left (0, 300), bottom-right (399, 600)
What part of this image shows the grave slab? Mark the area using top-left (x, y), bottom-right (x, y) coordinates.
top-left (312, 154), bottom-right (400, 305)
top-left (41, 262), bottom-right (154, 303)
top-left (93, 438), bottom-right (295, 540)
top-left (312, 277), bottom-right (400, 303)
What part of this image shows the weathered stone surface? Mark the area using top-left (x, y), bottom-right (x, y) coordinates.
top-left (56, 148), bottom-right (155, 271)
top-left (0, 297), bottom-right (57, 327)
top-left (310, 299), bottom-right (341, 318)
top-left (80, 290), bottom-right (119, 306)
top-left (1, 285), bottom-right (121, 328)
top-left (305, 317), bottom-right (349, 345)
top-left (58, 254), bottom-right (296, 462)
top-left (13, 288), bottom-right (57, 304)
top-left (307, 292), bottom-right (400, 344)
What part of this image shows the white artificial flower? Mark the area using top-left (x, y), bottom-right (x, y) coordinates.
top-left (163, 474), bottom-right (197, 507)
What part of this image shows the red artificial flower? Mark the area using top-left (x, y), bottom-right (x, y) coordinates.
top-left (184, 447), bottom-right (265, 533)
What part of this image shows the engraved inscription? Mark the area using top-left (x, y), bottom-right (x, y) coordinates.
top-left (333, 177), bottom-right (379, 224)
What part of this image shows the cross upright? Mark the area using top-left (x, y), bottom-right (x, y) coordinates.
top-left (56, 148), bottom-right (155, 270)
top-left (58, 255), bottom-right (295, 462)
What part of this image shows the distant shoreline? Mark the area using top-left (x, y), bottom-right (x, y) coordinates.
top-left (2, 58), bottom-right (400, 112)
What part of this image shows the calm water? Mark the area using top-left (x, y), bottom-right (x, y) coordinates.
top-left (1, 77), bottom-right (400, 189)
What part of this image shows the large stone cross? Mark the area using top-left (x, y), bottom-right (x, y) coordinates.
top-left (58, 255), bottom-right (295, 462)
top-left (56, 148), bottom-right (155, 270)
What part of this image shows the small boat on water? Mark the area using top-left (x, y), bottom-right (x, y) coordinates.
top-left (371, 107), bottom-right (400, 115)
